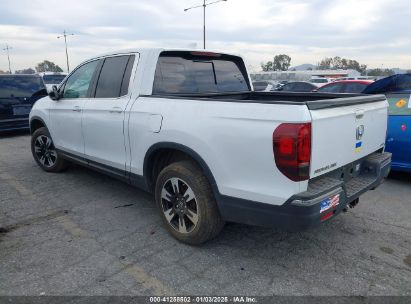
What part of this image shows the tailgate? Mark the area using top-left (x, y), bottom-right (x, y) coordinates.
top-left (308, 95), bottom-right (388, 178)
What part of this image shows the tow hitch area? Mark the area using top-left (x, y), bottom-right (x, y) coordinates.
top-left (343, 198), bottom-right (360, 212)
top-left (349, 198), bottom-right (359, 208)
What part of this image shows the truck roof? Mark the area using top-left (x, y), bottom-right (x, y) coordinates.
top-left (83, 48), bottom-right (241, 63)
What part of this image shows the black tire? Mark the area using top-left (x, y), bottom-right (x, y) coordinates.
top-left (31, 127), bottom-right (68, 172)
top-left (155, 160), bottom-right (225, 245)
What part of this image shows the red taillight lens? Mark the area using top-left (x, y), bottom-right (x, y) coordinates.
top-left (273, 123), bottom-right (311, 181)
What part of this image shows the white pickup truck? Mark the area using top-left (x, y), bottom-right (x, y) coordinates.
top-left (29, 48), bottom-right (391, 244)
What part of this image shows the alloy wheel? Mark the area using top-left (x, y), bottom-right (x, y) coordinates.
top-left (34, 135), bottom-right (57, 168)
top-left (160, 177), bottom-right (199, 234)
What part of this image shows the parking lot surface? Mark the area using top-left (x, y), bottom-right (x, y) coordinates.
top-left (0, 132), bottom-right (410, 296)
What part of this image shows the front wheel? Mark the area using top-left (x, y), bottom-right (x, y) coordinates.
top-left (155, 160), bottom-right (225, 245)
top-left (31, 127), bottom-right (68, 172)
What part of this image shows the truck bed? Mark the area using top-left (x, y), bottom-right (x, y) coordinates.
top-left (146, 91), bottom-right (387, 110)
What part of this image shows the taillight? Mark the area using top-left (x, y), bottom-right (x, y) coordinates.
top-left (273, 123), bottom-right (311, 181)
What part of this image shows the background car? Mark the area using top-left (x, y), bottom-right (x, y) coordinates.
top-left (275, 81), bottom-right (318, 92)
top-left (316, 80), bottom-right (374, 93)
top-left (252, 81), bottom-right (276, 91)
top-left (363, 74), bottom-right (411, 94)
top-left (0, 74), bottom-right (47, 132)
top-left (38, 72), bottom-right (67, 92)
top-left (310, 77), bottom-right (330, 85)
top-left (384, 93), bottom-right (411, 172)
top-left (334, 76), bottom-right (375, 81)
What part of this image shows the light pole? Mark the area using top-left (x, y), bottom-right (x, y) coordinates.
top-left (3, 44), bottom-right (12, 74)
top-left (184, 0), bottom-right (228, 49)
top-left (57, 30), bottom-right (74, 72)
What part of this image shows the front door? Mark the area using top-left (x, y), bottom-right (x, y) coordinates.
top-left (49, 59), bottom-right (100, 157)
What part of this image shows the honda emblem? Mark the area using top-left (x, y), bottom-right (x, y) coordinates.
top-left (356, 125), bottom-right (364, 140)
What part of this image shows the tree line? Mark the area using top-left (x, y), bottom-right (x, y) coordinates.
top-left (0, 60), bottom-right (63, 74)
top-left (261, 54), bottom-right (410, 76)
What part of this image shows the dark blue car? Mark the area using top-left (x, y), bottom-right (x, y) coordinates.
top-left (364, 74), bottom-right (411, 172)
top-left (363, 73), bottom-right (411, 95)
top-left (0, 74), bottom-right (47, 132)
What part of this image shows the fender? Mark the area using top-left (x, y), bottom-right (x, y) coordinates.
top-left (29, 116), bottom-right (47, 134)
top-left (143, 142), bottom-right (220, 198)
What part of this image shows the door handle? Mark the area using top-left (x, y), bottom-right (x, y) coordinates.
top-left (72, 106), bottom-right (81, 112)
top-left (109, 107), bottom-right (123, 113)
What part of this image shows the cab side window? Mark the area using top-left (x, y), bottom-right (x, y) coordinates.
top-left (62, 60), bottom-right (99, 99)
top-left (94, 55), bottom-right (135, 98)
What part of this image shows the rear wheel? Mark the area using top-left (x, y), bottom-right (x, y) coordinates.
top-left (155, 160), bottom-right (224, 245)
top-left (31, 127), bottom-right (68, 172)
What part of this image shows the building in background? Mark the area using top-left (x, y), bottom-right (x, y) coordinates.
top-left (250, 69), bottom-right (361, 82)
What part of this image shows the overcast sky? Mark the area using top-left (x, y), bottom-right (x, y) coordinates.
top-left (1, 0), bottom-right (410, 72)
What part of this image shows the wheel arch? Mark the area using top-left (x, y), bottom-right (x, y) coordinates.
top-left (143, 142), bottom-right (220, 197)
top-left (30, 116), bottom-right (47, 135)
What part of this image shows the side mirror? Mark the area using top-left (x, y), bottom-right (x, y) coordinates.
top-left (49, 85), bottom-right (60, 100)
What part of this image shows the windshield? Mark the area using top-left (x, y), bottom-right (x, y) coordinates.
top-left (0, 76), bottom-right (46, 98)
top-left (42, 74), bottom-right (66, 84)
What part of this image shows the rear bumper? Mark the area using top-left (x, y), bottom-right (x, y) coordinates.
top-left (0, 118), bottom-right (29, 132)
top-left (217, 152), bottom-right (392, 231)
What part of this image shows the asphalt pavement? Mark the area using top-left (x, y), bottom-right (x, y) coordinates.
top-left (0, 132), bottom-right (410, 296)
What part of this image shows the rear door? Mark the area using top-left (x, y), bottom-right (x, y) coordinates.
top-left (308, 96), bottom-right (388, 178)
top-left (82, 54), bottom-right (137, 174)
top-left (385, 93), bottom-right (411, 168)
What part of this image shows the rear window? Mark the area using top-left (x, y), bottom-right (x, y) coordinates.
top-left (153, 51), bottom-right (250, 94)
top-left (0, 76), bottom-right (45, 98)
top-left (42, 74), bottom-right (66, 84)
top-left (387, 94), bottom-right (411, 116)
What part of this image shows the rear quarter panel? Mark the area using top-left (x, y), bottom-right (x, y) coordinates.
top-left (128, 97), bottom-right (311, 205)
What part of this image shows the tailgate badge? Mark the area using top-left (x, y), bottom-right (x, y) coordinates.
top-left (356, 125), bottom-right (364, 140)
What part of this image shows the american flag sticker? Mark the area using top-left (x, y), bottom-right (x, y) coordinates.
top-left (320, 194), bottom-right (340, 213)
